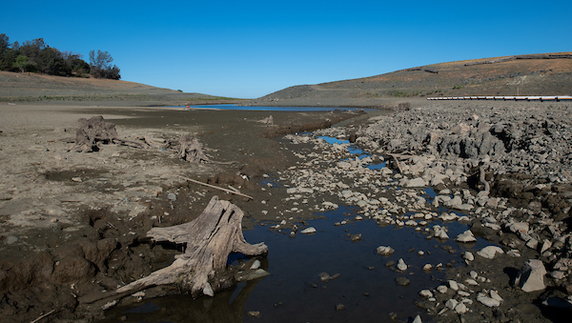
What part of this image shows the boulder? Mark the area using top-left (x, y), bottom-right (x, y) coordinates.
top-left (517, 259), bottom-right (546, 292)
top-left (455, 230), bottom-right (477, 243)
top-left (477, 246), bottom-right (504, 259)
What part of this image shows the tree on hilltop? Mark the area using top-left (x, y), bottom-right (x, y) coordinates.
top-left (89, 49), bottom-right (121, 80)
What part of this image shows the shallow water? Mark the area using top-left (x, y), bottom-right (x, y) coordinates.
top-left (101, 135), bottom-right (496, 323)
top-left (178, 104), bottom-right (372, 112)
top-left (102, 203), bottom-right (492, 323)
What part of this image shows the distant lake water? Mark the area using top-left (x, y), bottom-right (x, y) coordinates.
top-left (176, 104), bottom-right (373, 112)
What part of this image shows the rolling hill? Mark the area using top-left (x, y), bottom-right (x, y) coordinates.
top-left (0, 71), bottom-right (239, 106)
top-left (250, 52), bottom-right (572, 107)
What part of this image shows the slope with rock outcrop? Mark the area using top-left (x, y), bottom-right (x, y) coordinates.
top-left (0, 71), bottom-right (241, 106)
top-left (251, 52), bottom-right (572, 107)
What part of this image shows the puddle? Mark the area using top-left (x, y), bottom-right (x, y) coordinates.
top-left (175, 104), bottom-right (373, 112)
top-left (317, 135), bottom-right (383, 166)
top-left (102, 202), bottom-right (493, 323)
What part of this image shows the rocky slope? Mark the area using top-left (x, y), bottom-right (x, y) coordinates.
top-left (251, 52), bottom-right (572, 107)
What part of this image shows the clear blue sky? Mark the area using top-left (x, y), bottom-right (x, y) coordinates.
top-left (1, 1), bottom-right (571, 98)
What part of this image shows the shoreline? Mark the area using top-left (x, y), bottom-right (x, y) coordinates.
top-left (0, 100), bottom-right (570, 322)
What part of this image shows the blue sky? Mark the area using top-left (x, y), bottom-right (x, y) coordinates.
top-left (1, 1), bottom-right (571, 98)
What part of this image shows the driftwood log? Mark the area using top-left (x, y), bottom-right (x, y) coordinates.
top-left (74, 116), bottom-right (147, 152)
top-left (116, 196), bottom-right (267, 297)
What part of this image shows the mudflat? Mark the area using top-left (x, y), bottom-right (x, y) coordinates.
top-left (1, 98), bottom-right (571, 323)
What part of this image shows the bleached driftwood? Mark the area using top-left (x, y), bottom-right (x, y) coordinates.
top-left (116, 196), bottom-right (267, 297)
top-left (179, 176), bottom-right (254, 200)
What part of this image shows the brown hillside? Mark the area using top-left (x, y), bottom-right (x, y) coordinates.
top-left (0, 71), bottom-right (239, 106)
top-left (252, 52), bottom-right (572, 107)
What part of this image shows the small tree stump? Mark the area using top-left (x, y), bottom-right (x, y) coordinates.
top-left (117, 196), bottom-right (267, 297)
top-left (179, 134), bottom-right (210, 163)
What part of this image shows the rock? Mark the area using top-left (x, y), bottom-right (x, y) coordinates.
top-left (319, 272), bottom-right (341, 282)
top-left (550, 271), bottom-right (565, 280)
top-left (395, 277), bottom-right (411, 286)
top-left (419, 290), bottom-right (433, 298)
top-left (477, 246), bottom-right (504, 259)
top-left (397, 258), bottom-right (408, 271)
top-left (376, 246), bottom-right (395, 256)
top-left (455, 230), bottom-right (476, 243)
top-left (405, 177), bottom-right (426, 188)
top-left (465, 279), bottom-right (478, 286)
top-left (517, 259), bottom-right (546, 292)
top-left (540, 239), bottom-right (552, 254)
top-left (455, 302), bottom-right (468, 314)
top-left (445, 299), bottom-right (458, 310)
top-left (448, 280), bottom-right (459, 291)
top-left (463, 251), bottom-right (474, 262)
top-left (71, 177), bottom-right (82, 182)
top-left (167, 192), bottom-right (177, 201)
top-left (433, 226), bottom-right (449, 240)
top-left (335, 304), bottom-right (345, 311)
top-left (490, 290), bottom-right (503, 302)
top-left (423, 264), bottom-right (433, 271)
top-left (436, 285), bottom-right (448, 294)
top-left (526, 238), bottom-right (539, 250)
top-left (508, 222), bottom-right (529, 234)
top-left (300, 227), bottom-right (316, 234)
top-left (248, 311), bottom-right (261, 318)
top-left (350, 233), bottom-right (362, 241)
top-left (446, 195), bottom-right (463, 208)
top-left (477, 294), bottom-right (500, 307)
top-left (412, 315), bottom-right (422, 323)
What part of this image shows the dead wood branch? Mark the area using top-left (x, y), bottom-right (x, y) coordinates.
top-left (116, 196), bottom-right (267, 297)
top-left (179, 176), bottom-right (253, 200)
top-left (30, 309), bottom-right (57, 323)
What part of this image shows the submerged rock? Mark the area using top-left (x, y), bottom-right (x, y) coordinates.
top-left (376, 246), bottom-right (395, 256)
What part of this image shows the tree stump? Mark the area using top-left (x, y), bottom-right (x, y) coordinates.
top-left (74, 116), bottom-right (119, 152)
top-left (179, 134), bottom-right (210, 163)
top-left (116, 196), bottom-right (267, 297)
top-left (73, 116), bottom-right (146, 152)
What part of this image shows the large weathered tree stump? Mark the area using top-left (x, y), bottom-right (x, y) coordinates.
top-left (74, 116), bottom-right (146, 152)
top-left (117, 196), bottom-right (267, 297)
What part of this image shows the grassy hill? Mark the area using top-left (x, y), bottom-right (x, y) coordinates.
top-left (251, 52), bottom-right (572, 107)
top-left (0, 71), bottom-right (240, 106)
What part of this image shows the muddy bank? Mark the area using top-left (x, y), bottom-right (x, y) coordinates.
top-left (0, 103), bottom-right (366, 321)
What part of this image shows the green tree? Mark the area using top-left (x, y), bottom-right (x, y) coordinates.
top-left (13, 55), bottom-right (36, 72)
top-left (63, 52), bottom-right (90, 77)
top-left (0, 33), bottom-right (15, 70)
top-left (89, 49), bottom-right (120, 79)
